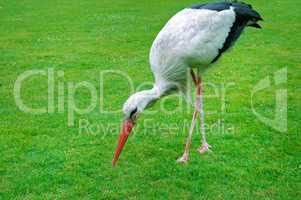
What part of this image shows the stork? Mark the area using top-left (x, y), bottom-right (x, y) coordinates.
top-left (112, 1), bottom-right (263, 166)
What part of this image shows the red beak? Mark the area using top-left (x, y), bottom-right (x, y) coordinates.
top-left (112, 119), bottom-right (134, 167)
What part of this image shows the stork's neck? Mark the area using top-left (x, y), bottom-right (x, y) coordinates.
top-left (146, 85), bottom-right (166, 97)
top-left (140, 85), bottom-right (164, 101)
top-left (134, 85), bottom-right (166, 111)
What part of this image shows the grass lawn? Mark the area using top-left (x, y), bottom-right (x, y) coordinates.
top-left (0, 0), bottom-right (300, 199)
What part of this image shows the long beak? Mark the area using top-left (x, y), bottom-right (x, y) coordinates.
top-left (112, 119), bottom-right (134, 167)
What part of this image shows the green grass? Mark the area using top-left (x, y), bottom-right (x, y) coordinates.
top-left (0, 0), bottom-right (300, 199)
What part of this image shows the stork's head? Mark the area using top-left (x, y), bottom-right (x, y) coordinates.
top-left (112, 88), bottom-right (160, 166)
top-left (122, 90), bottom-right (154, 119)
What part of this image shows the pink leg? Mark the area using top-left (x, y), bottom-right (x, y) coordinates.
top-left (177, 110), bottom-right (197, 163)
top-left (177, 70), bottom-right (199, 163)
top-left (177, 71), bottom-right (211, 163)
top-left (197, 76), bottom-right (211, 154)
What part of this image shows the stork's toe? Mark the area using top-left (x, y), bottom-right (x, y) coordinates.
top-left (198, 143), bottom-right (212, 154)
top-left (177, 154), bottom-right (189, 164)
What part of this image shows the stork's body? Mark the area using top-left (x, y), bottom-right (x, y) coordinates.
top-left (150, 7), bottom-right (234, 89)
top-left (113, 2), bottom-right (262, 166)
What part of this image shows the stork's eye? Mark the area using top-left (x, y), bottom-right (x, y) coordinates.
top-left (130, 108), bottom-right (138, 118)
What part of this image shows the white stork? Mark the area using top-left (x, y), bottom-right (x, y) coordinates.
top-left (112, 1), bottom-right (263, 166)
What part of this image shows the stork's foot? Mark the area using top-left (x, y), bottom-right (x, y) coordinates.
top-left (197, 143), bottom-right (212, 154)
top-left (177, 153), bottom-right (189, 164)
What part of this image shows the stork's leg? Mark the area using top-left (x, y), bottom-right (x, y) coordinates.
top-left (177, 70), bottom-right (198, 163)
top-left (177, 110), bottom-right (197, 163)
top-left (196, 76), bottom-right (212, 154)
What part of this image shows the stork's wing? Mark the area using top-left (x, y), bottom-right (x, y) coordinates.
top-left (191, 2), bottom-right (263, 63)
top-left (149, 2), bottom-right (263, 98)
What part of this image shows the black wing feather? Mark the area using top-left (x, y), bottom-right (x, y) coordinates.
top-left (190, 1), bottom-right (263, 63)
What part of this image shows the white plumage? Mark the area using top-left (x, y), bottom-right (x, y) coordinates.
top-left (113, 2), bottom-right (263, 166)
top-left (149, 7), bottom-right (236, 96)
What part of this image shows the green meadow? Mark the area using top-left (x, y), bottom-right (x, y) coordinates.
top-left (0, 0), bottom-right (300, 199)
